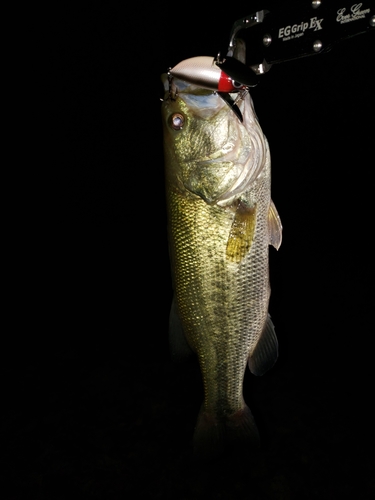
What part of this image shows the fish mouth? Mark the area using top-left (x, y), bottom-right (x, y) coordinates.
top-left (167, 81), bottom-right (266, 206)
top-left (197, 92), bottom-right (266, 206)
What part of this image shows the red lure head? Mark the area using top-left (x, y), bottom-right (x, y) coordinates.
top-left (169, 56), bottom-right (247, 93)
top-left (217, 71), bottom-right (246, 92)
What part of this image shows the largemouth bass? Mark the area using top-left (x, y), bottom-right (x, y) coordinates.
top-left (161, 73), bottom-right (282, 458)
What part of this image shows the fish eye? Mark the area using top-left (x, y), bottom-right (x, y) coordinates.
top-left (170, 113), bottom-right (184, 130)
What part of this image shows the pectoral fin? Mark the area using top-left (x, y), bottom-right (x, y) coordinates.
top-left (248, 314), bottom-right (278, 376)
top-left (268, 200), bottom-right (282, 250)
top-left (226, 202), bottom-right (257, 263)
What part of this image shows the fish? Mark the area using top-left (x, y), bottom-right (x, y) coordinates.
top-left (160, 69), bottom-right (282, 458)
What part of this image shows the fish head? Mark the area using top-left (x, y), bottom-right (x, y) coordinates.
top-left (161, 74), bottom-right (267, 206)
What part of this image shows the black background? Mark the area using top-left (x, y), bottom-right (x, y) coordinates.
top-left (4, 2), bottom-right (374, 499)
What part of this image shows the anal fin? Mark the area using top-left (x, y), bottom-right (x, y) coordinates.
top-left (248, 314), bottom-right (278, 376)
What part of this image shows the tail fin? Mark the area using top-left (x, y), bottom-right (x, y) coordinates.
top-left (192, 404), bottom-right (261, 459)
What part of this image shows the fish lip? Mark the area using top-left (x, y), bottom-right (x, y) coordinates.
top-left (215, 93), bottom-right (267, 204)
top-left (197, 93), bottom-right (247, 163)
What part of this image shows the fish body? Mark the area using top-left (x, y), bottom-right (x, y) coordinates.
top-left (161, 76), bottom-right (282, 457)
